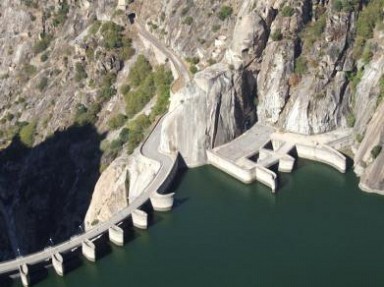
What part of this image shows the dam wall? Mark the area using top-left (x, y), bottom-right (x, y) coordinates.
top-left (296, 144), bottom-right (347, 173)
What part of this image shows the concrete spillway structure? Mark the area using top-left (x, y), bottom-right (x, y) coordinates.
top-left (296, 143), bottom-right (347, 173)
top-left (208, 123), bottom-right (348, 192)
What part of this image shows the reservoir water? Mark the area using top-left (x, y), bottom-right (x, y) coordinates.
top-left (10, 160), bottom-right (384, 286)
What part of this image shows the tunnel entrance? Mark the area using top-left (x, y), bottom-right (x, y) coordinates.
top-left (128, 12), bottom-right (136, 24)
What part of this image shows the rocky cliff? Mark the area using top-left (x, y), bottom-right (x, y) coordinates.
top-left (0, 0), bottom-right (383, 260)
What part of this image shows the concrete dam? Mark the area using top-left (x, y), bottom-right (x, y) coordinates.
top-left (0, 9), bottom-right (354, 286)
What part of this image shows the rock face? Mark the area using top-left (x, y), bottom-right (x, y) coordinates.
top-left (355, 102), bottom-right (384, 193)
top-left (161, 63), bottom-right (256, 166)
top-left (226, 11), bottom-right (268, 68)
top-left (84, 150), bottom-right (159, 230)
top-left (0, 0), bottom-right (384, 260)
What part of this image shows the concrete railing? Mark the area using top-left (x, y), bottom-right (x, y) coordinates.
top-left (296, 144), bottom-right (346, 173)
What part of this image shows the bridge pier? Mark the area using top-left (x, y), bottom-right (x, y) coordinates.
top-left (19, 263), bottom-right (47, 287)
top-left (150, 191), bottom-right (175, 212)
top-left (132, 210), bottom-right (148, 229)
top-left (108, 225), bottom-right (124, 246)
top-left (82, 239), bottom-right (96, 262)
top-left (51, 248), bottom-right (81, 276)
top-left (51, 253), bottom-right (64, 276)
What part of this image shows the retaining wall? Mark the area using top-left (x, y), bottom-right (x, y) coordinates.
top-left (296, 144), bottom-right (346, 173)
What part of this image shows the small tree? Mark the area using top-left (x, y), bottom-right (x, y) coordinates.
top-left (281, 5), bottom-right (295, 17)
top-left (218, 5), bottom-right (233, 21)
top-left (19, 121), bottom-right (37, 147)
top-left (371, 145), bottom-right (382, 159)
top-left (271, 29), bottom-right (283, 41)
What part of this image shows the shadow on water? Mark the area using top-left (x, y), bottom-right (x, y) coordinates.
top-left (0, 124), bottom-right (105, 260)
top-left (0, 275), bottom-right (12, 287)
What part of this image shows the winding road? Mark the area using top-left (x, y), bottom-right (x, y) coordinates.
top-left (0, 18), bottom-right (187, 276)
top-left (135, 20), bottom-right (192, 88)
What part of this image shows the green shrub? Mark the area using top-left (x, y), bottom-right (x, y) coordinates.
top-left (119, 128), bottom-right (130, 143)
top-left (294, 56), bottom-right (308, 75)
top-left (127, 115), bottom-right (151, 154)
top-left (186, 57), bottom-right (200, 65)
top-left (119, 45), bottom-right (135, 61)
top-left (107, 114), bottom-right (127, 130)
top-left (183, 16), bottom-right (193, 25)
top-left (377, 75), bottom-right (384, 106)
top-left (52, 0), bottom-right (69, 27)
top-left (19, 121), bottom-right (37, 147)
top-left (212, 24), bottom-right (221, 32)
top-left (281, 5), bottom-right (295, 17)
top-left (120, 84), bottom-right (131, 95)
top-left (346, 113), bottom-right (356, 127)
top-left (218, 5), bottom-right (233, 21)
top-left (128, 55), bottom-right (152, 87)
top-left (74, 103), bottom-right (100, 126)
top-left (125, 74), bottom-right (156, 117)
top-left (271, 29), bottom-right (283, 41)
top-left (75, 62), bottom-right (87, 82)
top-left (353, 0), bottom-right (384, 59)
top-left (23, 64), bottom-right (37, 77)
top-left (40, 53), bottom-right (49, 62)
top-left (37, 76), bottom-right (48, 91)
top-left (346, 69), bottom-right (363, 91)
top-left (89, 20), bottom-right (101, 35)
top-left (332, 0), bottom-right (359, 12)
top-left (33, 34), bottom-right (53, 54)
top-left (356, 133), bottom-right (364, 143)
top-left (98, 73), bottom-right (117, 100)
top-left (181, 6), bottom-right (190, 16)
top-left (151, 65), bottom-right (173, 117)
top-left (189, 65), bottom-right (198, 74)
top-left (371, 145), bottom-right (382, 159)
top-left (100, 21), bottom-right (124, 49)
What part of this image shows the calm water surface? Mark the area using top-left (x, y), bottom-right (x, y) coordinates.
top-left (11, 160), bottom-right (384, 286)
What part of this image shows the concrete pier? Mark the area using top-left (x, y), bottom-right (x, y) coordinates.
top-left (150, 191), bottom-right (175, 211)
top-left (132, 210), bottom-right (148, 229)
top-left (51, 249), bottom-right (81, 276)
top-left (82, 239), bottom-right (96, 262)
top-left (51, 253), bottom-right (64, 276)
top-left (108, 225), bottom-right (125, 246)
top-left (19, 263), bottom-right (47, 287)
top-left (19, 264), bottom-right (29, 287)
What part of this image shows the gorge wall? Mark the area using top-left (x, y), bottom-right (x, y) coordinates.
top-left (0, 0), bottom-right (383, 260)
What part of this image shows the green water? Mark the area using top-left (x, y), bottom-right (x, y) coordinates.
top-left (11, 160), bottom-right (384, 286)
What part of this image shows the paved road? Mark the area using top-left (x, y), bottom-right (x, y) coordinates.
top-left (0, 116), bottom-right (177, 275)
top-left (135, 21), bottom-right (191, 86)
top-left (0, 20), bottom-right (185, 276)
